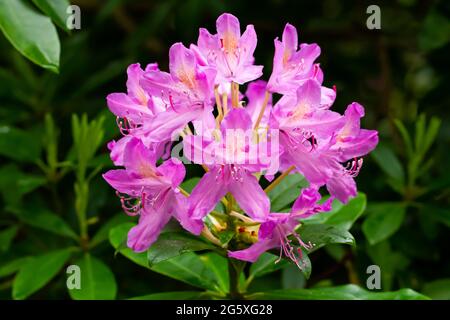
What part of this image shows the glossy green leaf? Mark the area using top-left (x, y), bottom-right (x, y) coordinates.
top-left (0, 165), bottom-right (46, 205)
top-left (0, 0), bottom-right (60, 72)
top-left (0, 226), bottom-right (18, 252)
top-left (0, 257), bottom-right (31, 278)
top-left (304, 193), bottom-right (366, 230)
top-left (180, 177), bottom-right (200, 193)
top-left (422, 279), bottom-right (450, 300)
top-left (298, 224), bottom-right (355, 252)
top-left (252, 284), bottom-right (429, 300)
top-left (199, 252), bottom-right (229, 293)
top-left (90, 213), bottom-right (130, 247)
top-left (13, 248), bottom-right (72, 299)
top-left (31, 0), bottom-right (71, 32)
top-left (109, 223), bottom-right (149, 269)
top-left (12, 206), bottom-right (78, 240)
top-left (282, 264), bottom-right (306, 289)
top-left (151, 253), bottom-right (221, 291)
top-left (129, 291), bottom-right (205, 300)
top-left (362, 202), bottom-right (406, 245)
top-left (69, 254), bottom-right (117, 300)
top-left (268, 174), bottom-right (308, 211)
top-left (0, 126), bottom-right (42, 162)
top-left (249, 253), bottom-right (288, 279)
top-left (371, 143), bottom-right (405, 184)
top-left (147, 232), bottom-right (214, 266)
top-left (109, 223), bottom-right (222, 291)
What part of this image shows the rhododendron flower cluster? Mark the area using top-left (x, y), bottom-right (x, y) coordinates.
top-left (103, 13), bottom-right (378, 268)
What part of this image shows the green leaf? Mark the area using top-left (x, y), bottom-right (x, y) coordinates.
top-left (252, 284), bottom-right (429, 300)
top-left (371, 143), bottom-right (405, 185)
top-left (366, 240), bottom-right (410, 291)
top-left (0, 257), bottom-right (31, 278)
top-left (109, 223), bottom-right (149, 269)
top-left (249, 253), bottom-right (289, 279)
top-left (0, 165), bottom-right (47, 205)
top-left (109, 223), bottom-right (222, 291)
top-left (69, 254), bottom-right (117, 300)
top-left (13, 248), bottom-right (72, 299)
top-left (304, 193), bottom-right (366, 230)
top-left (0, 165), bottom-right (46, 205)
top-left (90, 213), bottom-right (130, 248)
top-left (423, 116), bottom-right (441, 155)
top-left (282, 264), bottom-right (306, 289)
top-left (268, 174), bottom-right (308, 211)
top-left (414, 114), bottom-right (426, 154)
top-left (12, 206), bottom-right (78, 240)
top-left (298, 224), bottom-right (355, 252)
top-left (180, 177), bottom-right (200, 193)
top-left (422, 279), bottom-right (450, 300)
top-left (362, 202), bottom-right (406, 245)
top-left (129, 291), bottom-right (205, 300)
top-left (419, 10), bottom-right (450, 51)
top-left (0, 226), bottom-right (18, 252)
top-left (298, 250), bottom-right (312, 279)
top-left (31, 0), bottom-right (71, 32)
top-left (424, 205), bottom-right (450, 228)
top-left (0, 0), bottom-right (60, 72)
top-left (147, 232), bottom-right (214, 266)
top-left (0, 126), bottom-right (42, 162)
top-left (199, 252), bottom-right (229, 293)
top-left (151, 253), bottom-right (222, 291)
top-left (394, 119), bottom-right (414, 159)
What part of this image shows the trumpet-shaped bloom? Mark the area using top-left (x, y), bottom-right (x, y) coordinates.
top-left (106, 63), bottom-right (162, 124)
top-left (139, 43), bottom-right (216, 143)
top-left (228, 187), bottom-right (333, 265)
top-left (192, 13), bottom-right (263, 86)
top-left (103, 138), bottom-right (202, 252)
top-left (267, 23), bottom-right (320, 94)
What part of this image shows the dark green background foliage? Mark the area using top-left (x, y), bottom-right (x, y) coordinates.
top-left (0, 0), bottom-right (448, 300)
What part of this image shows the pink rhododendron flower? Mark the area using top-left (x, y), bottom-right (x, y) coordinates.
top-left (103, 13), bottom-right (378, 267)
top-left (103, 138), bottom-right (202, 252)
top-left (191, 13), bottom-right (263, 87)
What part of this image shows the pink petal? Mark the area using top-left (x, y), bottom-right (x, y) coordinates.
top-left (169, 43), bottom-right (196, 84)
top-left (326, 170), bottom-right (357, 204)
top-left (229, 169), bottom-right (270, 221)
top-left (282, 23), bottom-right (298, 56)
top-left (123, 138), bottom-right (158, 177)
top-left (127, 195), bottom-right (174, 252)
top-left (157, 158), bottom-right (186, 188)
top-left (106, 93), bottom-right (152, 123)
top-left (228, 238), bottom-right (278, 263)
top-left (188, 167), bottom-right (228, 220)
top-left (172, 193), bottom-right (204, 235)
top-left (216, 13), bottom-right (240, 42)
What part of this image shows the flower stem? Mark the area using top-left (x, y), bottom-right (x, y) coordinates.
top-left (201, 226), bottom-right (223, 247)
top-left (228, 258), bottom-right (245, 299)
top-left (264, 165), bottom-right (295, 193)
top-left (178, 186), bottom-right (190, 197)
top-left (230, 210), bottom-right (256, 224)
top-left (222, 93), bottom-right (228, 115)
top-left (231, 82), bottom-right (239, 108)
top-left (214, 86), bottom-right (223, 126)
top-left (253, 91), bottom-right (270, 130)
